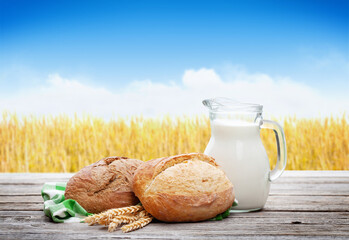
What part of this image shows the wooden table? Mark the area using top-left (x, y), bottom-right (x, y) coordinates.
top-left (0, 171), bottom-right (348, 239)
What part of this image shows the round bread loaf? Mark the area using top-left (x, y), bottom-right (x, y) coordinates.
top-left (133, 153), bottom-right (234, 222)
top-left (65, 156), bottom-right (143, 213)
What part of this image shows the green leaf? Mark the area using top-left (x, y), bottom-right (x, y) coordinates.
top-left (221, 209), bottom-right (230, 218)
top-left (232, 199), bottom-right (238, 207)
top-left (209, 199), bottom-right (238, 221)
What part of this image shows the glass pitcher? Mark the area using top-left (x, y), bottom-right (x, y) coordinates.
top-left (203, 97), bottom-right (287, 212)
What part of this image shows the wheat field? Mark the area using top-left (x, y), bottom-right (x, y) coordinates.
top-left (0, 112), bottom-right (348, 172)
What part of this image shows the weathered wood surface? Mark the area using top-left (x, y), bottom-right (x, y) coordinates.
top-left (0, 171), bottom-right (348, 239)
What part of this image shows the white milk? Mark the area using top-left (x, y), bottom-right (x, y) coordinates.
top-left (204, 119), bottom-right (271, 210)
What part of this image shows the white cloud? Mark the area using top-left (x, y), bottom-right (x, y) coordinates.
top-left (183, 68), bottom-right (222, 88)
top-left (0, 67), bottom-right (348, 118)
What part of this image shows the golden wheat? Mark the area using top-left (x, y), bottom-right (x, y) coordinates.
top-left (108, 215), bottom-right (139, 232)
top-left (121, 215), bottom-right (153, 233)
top-left (0, 111), bottom-right (348, 172)
top-left (83, 204), bottom-right (152, 233)
top-left (83, 205), bottom-right (144, 226)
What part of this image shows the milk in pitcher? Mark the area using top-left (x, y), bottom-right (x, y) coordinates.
top-left (203, 98), bottom-right (287, 212)
top-left (205, 119), bottom-right (270, 210)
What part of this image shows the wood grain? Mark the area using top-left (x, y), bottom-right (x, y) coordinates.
top-left (0, 171), bottom-right (348, 239)
top-left (2, 182), bottom-right (349, 196)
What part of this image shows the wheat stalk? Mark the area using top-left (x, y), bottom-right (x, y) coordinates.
top-left (84, 204), bottom-right (153, 233)
top-left (121, 215), bottom-right (153, 233)
top-left (136, 210), bottom-right (147, 218)
top-left (108, 215), bottom-right (139, 232)
top-left (83, 205), bottom-right (144, 225)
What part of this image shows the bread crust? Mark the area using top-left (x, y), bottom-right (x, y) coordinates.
top-left (133, 153), bottom-right (218, 196)
top-left (65, 156), bottom-right (143, 213)
top-left (133, 153), bottom-right (234, 222)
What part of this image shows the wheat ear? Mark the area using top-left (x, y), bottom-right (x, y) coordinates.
top-left (102, 205), bottom-right (144, 217)
top-left (83, 205), bottom-right (144, 225)
top-left (136, 210), bottom-right (147, 218)
top-left (83, 215), bottom-right (99, 225)
top-left (108, 215), bottom-right (139, 232)
top-left (98, 205), bottom-right (144, 225)
top-left (121, 215), bottom-right (153, 233)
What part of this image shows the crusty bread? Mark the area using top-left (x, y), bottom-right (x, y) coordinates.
top-left (65, 156), bottom-right (143, 213)
top-left (133, 153), bottom-right (234, 222)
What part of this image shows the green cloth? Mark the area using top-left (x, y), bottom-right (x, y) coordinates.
top-left (41, 182), bottom-right (90, 223)
top-left (41, 182), bottom-right (237, 223)
top-left (210, 199), bottom-right (238, 221)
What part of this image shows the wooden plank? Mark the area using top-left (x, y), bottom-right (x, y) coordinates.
top-left (0, 171), bottom-right (348, 182)
top-left (0, 175), bottom-right (71, 184)
top-left (0, 184), bottom-right (42, 195)
top-left (1, 233), bottom-right (348, 240)
top-left (269, 183), bottom-right (349, 196)
top-left (2, 191), bottom-right (349, 210)
top-left (0, 233), bottom-right (346, 240)
top-left (0, 211), bottom-right (349, 239)
top-left (0, 195), bottom-right (348, 212)
top-left (264, 195), bottom-right (349, 212)
top-left (0, 173), bottom-right (73, 179)
top-left (1, 211), bottom-right (348, 225)
top-left (2, 176), bottom-right (349, 185)
top-left (0, 195), bottom-right (42, 203)
top-left (275, 177), bottom-right (349, 184)
top-left (2, 182), bottom-right (348, 196)
top-left (0, 217), bottom-right (348, 237)
top-left (282, 171), bottom-right (349, 177)
top-left (0, 203), bottom-right (43, 211)
top-left (0, 172), bottom-right (348, 239)
top-left (1, 172), bottom-right (348, 186)
top-left (0, 218), bottom-right (348, 236)
top-left (0, 171), bottom-right (347, 178)
top-left (0, 180), bottom-right (70, 185)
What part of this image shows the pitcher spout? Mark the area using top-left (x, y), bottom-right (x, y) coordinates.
top-left (203, 97), bottom-right (239, 111)
top-left (202, 97), bottom-right (263, 113)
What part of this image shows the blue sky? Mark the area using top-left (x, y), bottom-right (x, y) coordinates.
top-left (0, 0), bottom-right (348, 117)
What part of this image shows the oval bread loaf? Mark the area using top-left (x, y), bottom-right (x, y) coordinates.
top-left (133, 153), bottom-right (234, 222)
top-left (65, 156), bottom-right (143, 213)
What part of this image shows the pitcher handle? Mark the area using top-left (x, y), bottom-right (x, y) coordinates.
top-left (261, 120), bottom-right (287, 182)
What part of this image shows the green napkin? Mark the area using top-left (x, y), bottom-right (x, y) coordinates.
top-left (41, 182), bottom-right (90, 223)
